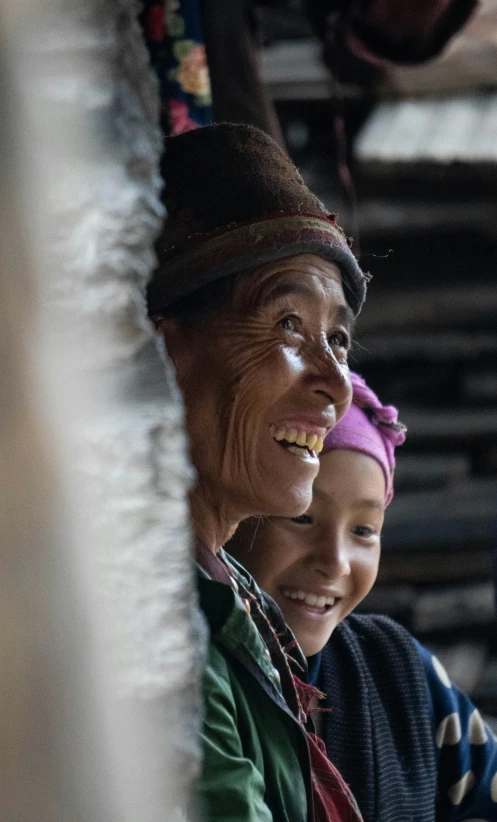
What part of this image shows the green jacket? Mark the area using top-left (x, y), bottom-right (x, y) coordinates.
top-left (194, 553), bottom-right (315, 822)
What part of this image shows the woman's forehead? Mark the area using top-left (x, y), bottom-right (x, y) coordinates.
top-left (256, 254), bottom-right (343, 289)
top-left (237, 254), bottom-right (349, 314)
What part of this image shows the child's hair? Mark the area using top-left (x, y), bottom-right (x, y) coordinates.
top-left (323, 372), bottom-right (406, 505)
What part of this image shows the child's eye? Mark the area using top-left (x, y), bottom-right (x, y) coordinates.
top-left (353, 525), bottom-right (376, 539)
top-left (290, 514), bottom-right (313, 525)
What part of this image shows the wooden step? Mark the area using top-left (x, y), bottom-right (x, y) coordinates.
top-left (355, 95), bottom-right (497, 168)
top-left (462, 370), bottom-right (497, 401)
top-left (354, 330), bottom-right (497, 363)
top-left (377, 547), bottom-right (493, 583)
top-left (357, 284), bottom-right (497, 330)
top-left (412, 581), bottom-right (495, 632)
top-left (397, 407), bottom-right (497, 441)
top-left (382, 478), bottom-right (497, 549)
top-left (394, 452), bottom-right (470, 490)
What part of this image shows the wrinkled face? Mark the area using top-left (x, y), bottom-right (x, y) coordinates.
top-left (230, 449), bottom-right (385, 655)
top-left (163, 254), bottom-right (355, 523)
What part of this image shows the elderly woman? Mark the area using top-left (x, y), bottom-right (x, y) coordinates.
top-left (148, 123), bottom-right (367, 822)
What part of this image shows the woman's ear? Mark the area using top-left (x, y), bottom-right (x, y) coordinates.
top-left (153, 316), bottom-right (192, 386)
top-left (153, 315), bottom-right (180, 350)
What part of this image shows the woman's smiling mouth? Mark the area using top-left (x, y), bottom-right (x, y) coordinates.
top-left (269, 422), bottom-right (331, 459)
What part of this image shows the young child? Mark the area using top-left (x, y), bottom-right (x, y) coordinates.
top-left (229, 372), bottom-right (497, 822)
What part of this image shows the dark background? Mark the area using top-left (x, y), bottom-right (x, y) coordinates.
top-left (261, 2), bottom-right (497, 716)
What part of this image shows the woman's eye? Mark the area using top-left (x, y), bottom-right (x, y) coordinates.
top-left (328, 331), bottom-right (349, 349)
top-left (290, 514), bottom-right (313, 525)
top-left (278, 315), bottom-right (299, 333)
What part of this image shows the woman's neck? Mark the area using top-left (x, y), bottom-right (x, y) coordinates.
top-left (189, 484), bottom-right (239, 554)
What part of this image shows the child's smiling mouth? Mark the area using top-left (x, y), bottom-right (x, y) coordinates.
top-left (279, 586), bottom-right (341, 616)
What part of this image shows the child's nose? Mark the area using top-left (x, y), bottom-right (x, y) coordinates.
top-left (311, 537), bottom-right (351, 580)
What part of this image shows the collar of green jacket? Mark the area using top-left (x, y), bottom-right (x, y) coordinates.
top-left (195, 550), bottom-right (363, 822)
top-left (195, 553), bottom-right (315, 822)
top-left (197, 550), bottom-right (308, 718)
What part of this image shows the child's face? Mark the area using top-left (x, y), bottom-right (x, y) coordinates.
top-left (231, 449), bottom-right (385, 656)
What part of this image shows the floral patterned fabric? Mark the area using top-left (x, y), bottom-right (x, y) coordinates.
top-left (141, 0), bottom-right (213, 135)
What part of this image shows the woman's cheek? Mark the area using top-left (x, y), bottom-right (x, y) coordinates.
top-left (231, 339), bottom-right (301, 407)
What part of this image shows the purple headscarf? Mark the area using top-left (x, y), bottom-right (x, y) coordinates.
top-left (322, 372), bottom-right (406, 505)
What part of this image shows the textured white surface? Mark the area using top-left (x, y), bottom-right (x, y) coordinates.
top-left (2, 0), bottom-right (203, 819)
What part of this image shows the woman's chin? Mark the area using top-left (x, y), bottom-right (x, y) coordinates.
top-left (264, 485), bottom-right (313, 519)
top-left (255, 450), bottom-right (317, 518)
top-left (235, 447), bottom-right (318, 520)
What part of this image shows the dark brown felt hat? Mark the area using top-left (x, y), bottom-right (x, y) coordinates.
top-left (147, 122), bottom-right (367, 317)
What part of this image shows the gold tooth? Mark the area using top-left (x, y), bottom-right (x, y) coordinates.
top-left (274, 428), bottom-right (286, 441)
top-left (307, 434), bottom-right (317, 450)
top-left (296, 431), bottom-right (307, 446)
top-left (286, 429), bottom-right (298, 444)
top-left (314, 436), bottom-right (324, 454)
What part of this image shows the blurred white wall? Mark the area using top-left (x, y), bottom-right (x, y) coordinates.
top-left (0, 1), bottom-right (203, 820)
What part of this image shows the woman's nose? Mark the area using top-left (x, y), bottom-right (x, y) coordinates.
top-left (305, 339), bottom-right (352, 415)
